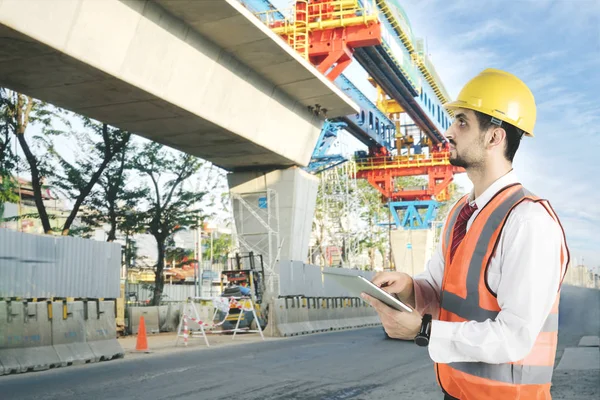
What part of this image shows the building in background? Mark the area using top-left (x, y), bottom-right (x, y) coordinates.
top-left (564, 262), bottom-right (600, 289)
top-left (0, 176), bottom-right (78, 233)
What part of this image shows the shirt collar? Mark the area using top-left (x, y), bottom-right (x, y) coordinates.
top-left (467, 169), bottom-right (520, 210)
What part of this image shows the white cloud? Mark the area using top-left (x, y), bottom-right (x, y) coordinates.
top-left (452, 19), bottom-right (517, 46)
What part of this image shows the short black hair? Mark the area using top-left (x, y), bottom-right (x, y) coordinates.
top-left (474, 110), bottom-right (524, 162)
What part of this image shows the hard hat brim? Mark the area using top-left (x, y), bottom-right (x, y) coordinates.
top-left (442, 101), bottom-right (534, 137)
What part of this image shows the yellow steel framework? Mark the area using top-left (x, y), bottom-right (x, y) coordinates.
top-left (256, 0), bottom-right (379, 60)
top-left (375, 0), bottom-right (449, 106)
top-left (375, 0), bottom-right (415, 53)
top-left (369, 76), bottom-right (403, 116)
top-left (355, 152), bottom-right (452, 171)
top-left (291, 0), bottom-right (309, 59)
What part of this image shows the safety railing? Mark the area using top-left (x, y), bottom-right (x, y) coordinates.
top-left (355, 152), bottom-right (452, 171)
top-left (255, 0), bottom-right (378, 36)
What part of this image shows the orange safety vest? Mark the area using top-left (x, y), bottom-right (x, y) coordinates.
top-left (436, 183), bottom-right (569, 400)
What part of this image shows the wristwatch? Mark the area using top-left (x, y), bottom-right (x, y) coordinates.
top-left (414, 313), bottom-right (432, 347)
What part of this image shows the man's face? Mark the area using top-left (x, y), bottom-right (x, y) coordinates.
top-left (444, 108), bottom-right (486, 169)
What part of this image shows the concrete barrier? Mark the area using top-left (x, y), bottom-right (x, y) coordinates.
top-left (51, 302), bottom-right (95, 366)
top-left (268, 296), bottom-right (381, 337)
top-left (128, 306), bottom-right (160, 335)
top-left (0, 300), bottom-right (123, 375)
top-left (158, 305), bottom-right (172, 332)
top-left (85, 301), bottom-right (124, 362)
top-left (0, 301), bottom-right (61, 374)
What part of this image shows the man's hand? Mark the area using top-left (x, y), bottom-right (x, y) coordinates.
top-left (372, 272), bottom-right (415, 308)
top-left (362, 293), bottom-right (423, 340)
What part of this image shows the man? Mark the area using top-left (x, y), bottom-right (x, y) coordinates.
top-left (361, 68), bottom-right (569, 400)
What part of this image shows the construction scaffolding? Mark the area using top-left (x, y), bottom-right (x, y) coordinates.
top-left (311, 162), bottom-right (362, 267)
top-left (230, 189), bottom-right (280, 297)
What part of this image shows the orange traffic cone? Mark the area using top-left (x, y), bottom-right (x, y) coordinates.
top-left (135, 316), bottom-right (149, 352)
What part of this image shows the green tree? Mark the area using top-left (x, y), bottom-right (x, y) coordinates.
top-left (132, 142), bottom-right (211, 305)
top-left (311, 165), bottom-right (361, 267)
top-left (312, 177), bottom-right (332, 266)
top-left (1, 90), bottom-right (64, 232)
top-left (165, 237), bottom-right (195, 268)
top-left (78, 140), bottom-right (146, 241)
top-left (203, 232), bottom-right (233, 263)
top-left (120, 210), bottom-right (146, 271)
top-left (50, 117), bottom-right (131, 235)
top-left (0, 90), bottom-right (19, 219)
top-left (355, 179), bottom-right (389, 270)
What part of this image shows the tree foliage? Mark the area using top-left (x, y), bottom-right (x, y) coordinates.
top-left (79, 138), bottom-right (146, 241)
top-left (49, 117), bottom-right (131, 235)
top-left (1, 90), bottom-right (64, 231)
top-left (0, 90), bottom-right (19, 218)
top-left (355, 179), bottom-right (390, 270)
top-left (132, 142), bottom-right (213, 305)
top-left (0, 89), bottom-right (131, 235)
top-left (203, 233), bottom-right (233, 264)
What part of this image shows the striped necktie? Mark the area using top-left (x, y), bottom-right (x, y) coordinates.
top-left (450, 201), bottom-right (478, 263)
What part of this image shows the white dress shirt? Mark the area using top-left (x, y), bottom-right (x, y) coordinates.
top-left (413, 170), bottom-right (567, 364)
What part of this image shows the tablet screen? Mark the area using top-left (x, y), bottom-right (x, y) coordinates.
top-left (323, 271), bottom-right (412, 312)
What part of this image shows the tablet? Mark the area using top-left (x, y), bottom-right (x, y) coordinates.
top-left (323, 271), bottom-right (413, 312)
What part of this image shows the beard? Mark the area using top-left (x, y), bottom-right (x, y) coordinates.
top-left (449, 152), bottom-right (471, 168)
top-left (448, 138), bottom-right (484, 169)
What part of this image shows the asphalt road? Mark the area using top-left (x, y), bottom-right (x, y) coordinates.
top-left (0, 285), bottom-right (598, 400)
top-left (0, 328), bottom-right (439, 400)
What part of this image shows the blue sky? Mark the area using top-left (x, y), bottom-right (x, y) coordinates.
top-left (390, 0), bottom-right (600, 269)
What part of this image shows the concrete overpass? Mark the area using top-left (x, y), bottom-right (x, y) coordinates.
top-left (0, 0), bottom-right (362, 280)
top-left (0, 0), bottom-right (357, 171)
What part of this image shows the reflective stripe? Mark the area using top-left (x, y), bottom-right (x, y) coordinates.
top-left (440, 291), bottom-right (499, 321)
top-left (465, 188), bottom-right (526, 309)
top-left (442, 295), bottom-right (558, 333)
top-left (441, 188), bottom-right (526, 320)
top-left (541, 313), bottom-right (558, 332)
top-left (449, 362), bottom-right (554, 385)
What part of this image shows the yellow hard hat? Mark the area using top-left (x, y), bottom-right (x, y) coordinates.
top-left (443, 68), bottom-right (536, 137)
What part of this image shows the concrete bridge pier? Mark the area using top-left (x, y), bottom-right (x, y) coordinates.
top-left (227, 167), bottom-right (319, 298)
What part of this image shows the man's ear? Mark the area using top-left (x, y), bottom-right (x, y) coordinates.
top-left (487, 127), bottom-right (506, 150)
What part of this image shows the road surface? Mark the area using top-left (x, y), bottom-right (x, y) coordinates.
top-left (0, 285), bottom-right (598, 400)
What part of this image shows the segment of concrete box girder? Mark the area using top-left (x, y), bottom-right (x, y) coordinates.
top-left (155, 0), bottom-right (358, 117)
top-left (0, 0), bottom-right (357, 171)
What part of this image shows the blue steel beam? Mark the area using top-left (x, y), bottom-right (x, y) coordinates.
top-left (389, 200), bottom-right (439, 230)
top-left (333, 74), bottom-right (395, 149)
top-left (354, 46), bottom-right (446, 145)
top-left (305, 120), bottom-right (348, 174)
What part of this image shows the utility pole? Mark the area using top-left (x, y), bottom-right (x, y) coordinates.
top-left (194, 218), bottom-right (203, 298)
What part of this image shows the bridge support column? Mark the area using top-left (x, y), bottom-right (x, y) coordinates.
top-left (228, 167), bottom-right (318, 297)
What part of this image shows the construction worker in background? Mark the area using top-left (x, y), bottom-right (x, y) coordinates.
top-left (362, 68), bottom-right (569, 400)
